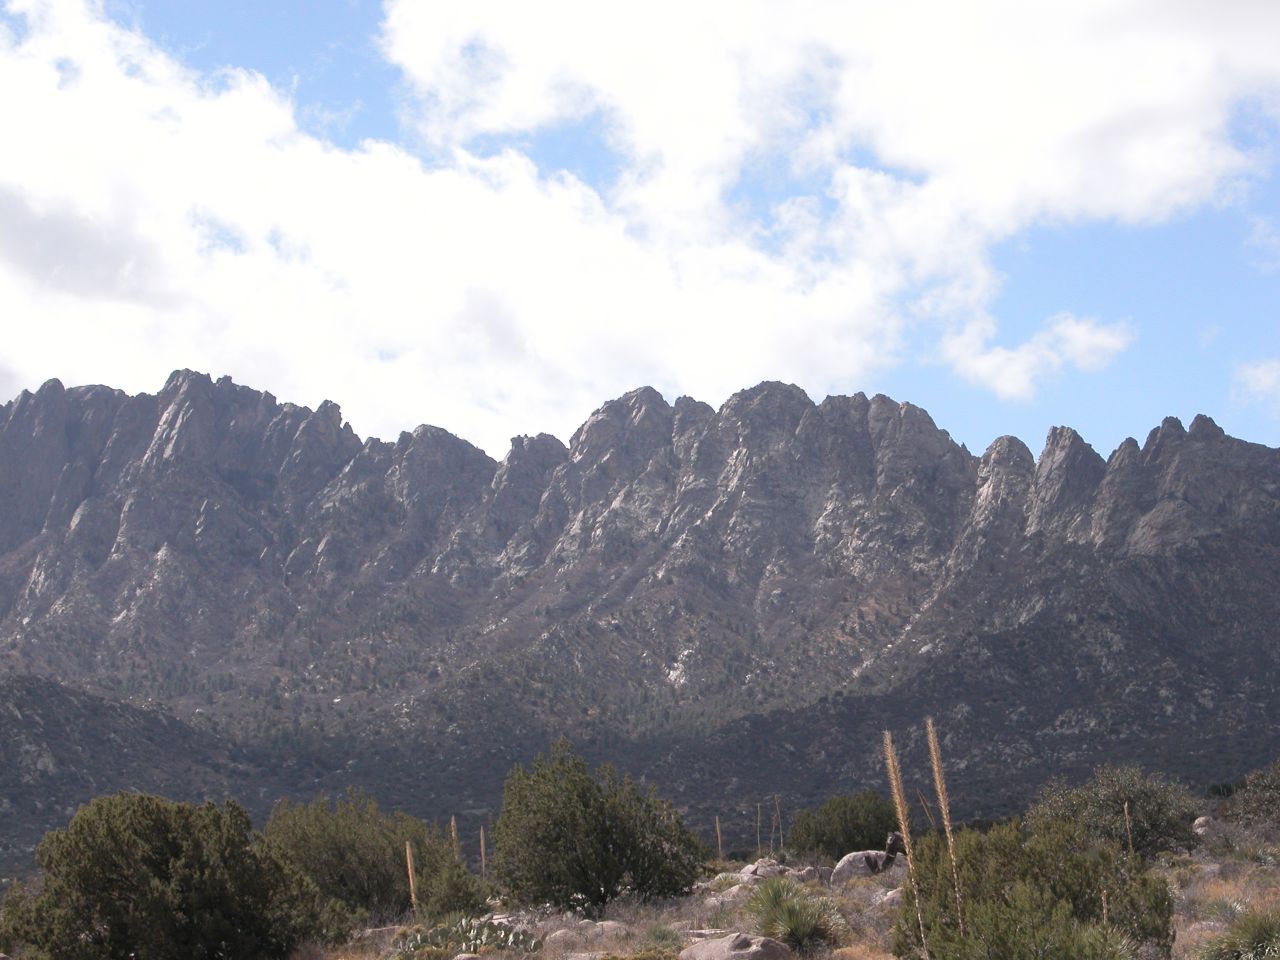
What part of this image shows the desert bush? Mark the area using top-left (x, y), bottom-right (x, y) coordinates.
top-left (745, 876), bottom-right (849, 952)
top-left (1025, 765), bottom-right (1199, 860)
top-left (264, 787), bottom-right (452, 925)
top-left (893, 819), bottom-right (1173, 960)
top-left (788, 791), bottom-right (899, 861)
top-left (1224, 761), bottom-right (1280, 829)
top-left (493, 740), bottom-right (705, 913)
top-left (0, 793), bottom-right (332, 960)
top-left (1197, 907), bottom-right (1280, 959)
top-left (424, 856), bottom-right (490, 918)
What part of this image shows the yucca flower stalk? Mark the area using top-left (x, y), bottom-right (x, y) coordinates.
top-left (927, 717), bottom-right (964, 936)
top-left (884, 729), bottom-right (929, 960)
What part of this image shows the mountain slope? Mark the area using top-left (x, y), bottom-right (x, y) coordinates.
top-left (0, 371), bottom-right (1277, 860)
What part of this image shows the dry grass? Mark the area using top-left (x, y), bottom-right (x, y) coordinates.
top-left (831, 945), bottom-right (895, 960)
top-left (298, 925), bottom-right (405, 960)
top-left (1159, 824), bottom-right (1280, 959)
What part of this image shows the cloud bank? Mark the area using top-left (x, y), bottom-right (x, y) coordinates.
top-left (0, 0), bottom-right (1278, 453)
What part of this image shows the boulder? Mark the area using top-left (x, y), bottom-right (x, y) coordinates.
top-left (680, 932), bottom-right (792, 960)
top-left (876, 887), bottom-right (903, 908)
top-left (830, 852), bottom-right (869, 886)
top-left (742, 858), bottom-right (786, 878)
top-left (1193, 815), bottom-right (1215, 836)
top-left (545, 928), bottom-right (579, 949)
top-left (706, 882), bottom-right (755, 909)
top-left (831, 851), bottom-right (901, 886)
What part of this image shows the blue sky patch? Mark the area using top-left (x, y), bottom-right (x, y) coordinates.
top-left (104, 0), bottom-right (402, 147)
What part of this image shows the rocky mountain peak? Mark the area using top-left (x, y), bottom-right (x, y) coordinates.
top-left (1188, 413), bottom-right (1226, 440)
top-left (570, 386), bottom-right (674, 464)
top-left (1027, 426), bottom-right (1106, 537)
top-left (0, 370), bottom-right (1277, 867)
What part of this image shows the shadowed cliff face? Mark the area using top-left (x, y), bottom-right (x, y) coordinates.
top-left (1, 370), bottom-right (1278, 865)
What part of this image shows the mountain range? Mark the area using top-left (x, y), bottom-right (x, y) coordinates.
top-left (2, 369), bottom-right (1278, 877)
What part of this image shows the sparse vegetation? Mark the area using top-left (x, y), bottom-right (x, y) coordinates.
top-left (15, 751), bottom-right (1280, 960)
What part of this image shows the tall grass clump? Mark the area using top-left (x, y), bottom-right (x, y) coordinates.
top-left (744, 876), bottom-right (848, 952)
top-left (1198, 908), bottom-right (1280, 960)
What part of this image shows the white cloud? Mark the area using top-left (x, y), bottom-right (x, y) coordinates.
top-left (0, 0), bottom-right (1278, 453)
top-left (941, 313), bottom-right (1134, 400)
top-left (1235, 358), bottom-right (1280, 413)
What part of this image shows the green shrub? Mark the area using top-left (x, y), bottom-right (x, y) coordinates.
top-left (744, 876), bottom-right (848, 952)
top-left (493, 740), bottom-right (705, 913)
top-left (1224, 761), bottom-right (1280, 829)
top-left (264, 787), bottom-right (451, 925)
top-left (1197, 908), bottom-right (1280, 959)
top-left (788, 791), bottom-right (898, 860)
top-left (424, 856), bottom-right (490, 918)
top-left (893, 819), bottom-right (1173, 960)
top-left (0, 793), bottom-right (331, 960)
top-left (1025, 765), bottom-right (1199, 860)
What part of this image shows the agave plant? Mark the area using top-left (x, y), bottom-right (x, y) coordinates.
top-left (1198, 908), bottom-right (1280, 960)
top-left (743, 876), bottom-right (849, 952)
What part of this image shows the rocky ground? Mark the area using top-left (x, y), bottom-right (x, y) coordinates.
top-left (311, 853), bottom-right (907, 960)
top-left (304, 815), bottom-right (1280, 960)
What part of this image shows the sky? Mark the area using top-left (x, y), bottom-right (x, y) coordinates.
top-left (0, 0), bottom-right (1278, 460)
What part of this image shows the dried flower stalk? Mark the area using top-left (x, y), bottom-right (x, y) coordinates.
top-left (885, 729), bottom-right (929, 960)
top-left (927, 717), bottom-right (964, 936)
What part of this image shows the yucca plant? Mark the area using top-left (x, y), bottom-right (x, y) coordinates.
top-left (1198, 908), bottom-right (1280, 960)
top-left (744, 876), bottom-right (848, 952)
